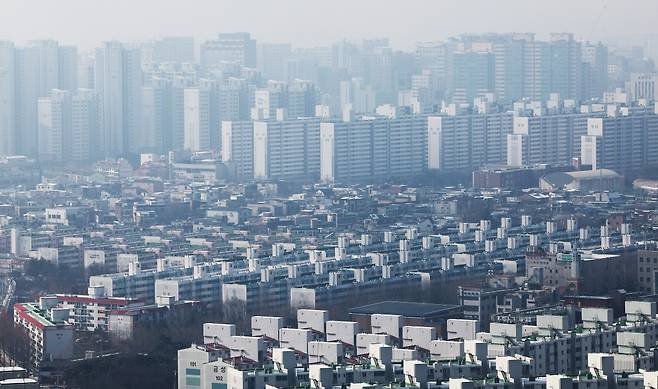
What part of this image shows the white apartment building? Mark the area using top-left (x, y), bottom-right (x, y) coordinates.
top-left (70, 88), bottom-right (96, 161)
top-left (629, 73), bottom-right (658, 102)
top-left (54, 287), bottom-right (144, 332)
top-left (89, 259), bottom-right (220, 303)
top-left (428, 112), bottom-right (513, 172)
top-left (222, 118), bottom-right (322, 183)
top-left (140, 83), bottom-right (168, 153)
top-left (13, 299), bottom-right (74, 371)
top-left (321, 116), bottom-right (427, 183)
top-left (95, 42), bottom-right (142, 157)
top-left (340, 78), bottom-right (376, 114)
top-left (15, 40), bottom-right (60, 157)
top-left (253, 119), bottom-right (320, 182)
top-left (37, 89), bottom-right (71, 161)
top-left (0, 41), bottom-right (16, 156)
top-left (581, 106), bottom-right (658, 171)
top-left (221, 120), bottom-right (254, 181)
top-left (184, 87), bottom-right (211, 151)
top-left (506, 113), bottom-right (588, 167)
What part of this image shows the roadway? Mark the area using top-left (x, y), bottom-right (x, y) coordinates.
top-left (0, 277), bottom-right (15, 315)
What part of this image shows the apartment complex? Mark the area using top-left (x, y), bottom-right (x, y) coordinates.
top-left (13, 300), bottom-right (74, 371)
top-left (177, 302), bottom-right (658, 389)
top-left (581, 105), bottom-right (658, 172)
top-left (321, 115), bottom-right (427, 183)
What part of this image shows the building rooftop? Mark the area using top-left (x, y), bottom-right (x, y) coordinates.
top-left (349, 301), bottom-right (460, 318)
top-left (565, 169), bottom-right (621, 179)
top-left (541, 169), bottom-right (622, 189)
top-left (14, 303), bottom-right (63, 329)
top-left (55, 294), bottom-right (143, 306)
top-left (0, 378), bottom-right (38, 384)
top-left (0, 367), bottom-right (26, 373)
top-left (634, 179), bottom-right (658, 192)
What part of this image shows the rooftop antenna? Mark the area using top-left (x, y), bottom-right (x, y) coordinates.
top-left (587, 0), bottom-right (609, 42)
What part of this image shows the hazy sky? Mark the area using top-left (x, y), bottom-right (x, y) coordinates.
top-left (1, 0), bottom-right (657, 50)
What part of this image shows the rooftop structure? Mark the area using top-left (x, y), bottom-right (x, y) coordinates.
top-left (177, 300), bottom-right (658, 389)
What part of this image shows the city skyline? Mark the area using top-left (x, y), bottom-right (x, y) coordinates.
top-left (1, 30), bottom-right (655, 168)
top-left (1, 0), bottom-right (658, 52)
top-left (3, 3), bottom-right (658, 388)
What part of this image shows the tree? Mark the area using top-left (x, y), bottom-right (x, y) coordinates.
top-left (0, 315), bottom-right (30, 368)
top-left (20, 259), bottom-right (87, 295)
